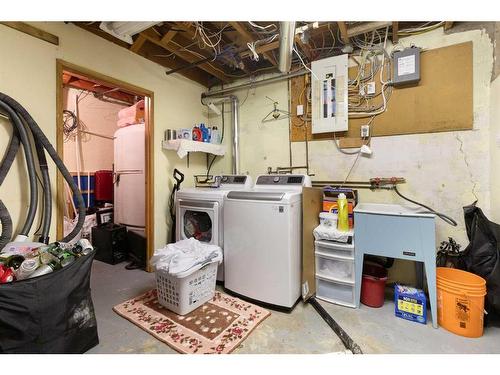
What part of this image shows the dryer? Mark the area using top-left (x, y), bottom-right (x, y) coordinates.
top-left (223, 174), bottom-right (311, 309)
top-left (175, 175), bottom-right (253, 281)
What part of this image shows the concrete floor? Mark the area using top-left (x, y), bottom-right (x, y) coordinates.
top-left (87, 260), bottom-right (500, 354)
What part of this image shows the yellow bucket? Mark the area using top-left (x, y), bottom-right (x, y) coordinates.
top-left (436, 267), bottom-right (487, 338)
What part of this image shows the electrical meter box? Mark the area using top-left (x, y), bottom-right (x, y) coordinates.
top-left (392, 47), bottom-right (421, 86)
top-left (311, 54), bottom-right (348, 134)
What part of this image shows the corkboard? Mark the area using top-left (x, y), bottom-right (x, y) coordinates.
top-left (290, 41), bottom-right (473, 143)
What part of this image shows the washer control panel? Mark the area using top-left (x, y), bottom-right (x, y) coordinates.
top-left (256, 175), bottom-right (305, 185)
top-left (220, 175), bottom-right (249, 184)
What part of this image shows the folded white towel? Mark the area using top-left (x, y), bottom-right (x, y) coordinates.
top-left (313, 224), bottom-right (352, 243)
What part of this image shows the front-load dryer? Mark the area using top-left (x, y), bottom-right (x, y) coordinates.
top-left (175, 175), bottom-right (253, 281)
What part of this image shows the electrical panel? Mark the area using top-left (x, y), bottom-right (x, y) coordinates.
top-left (392, 47), bottom-right (421, 86)
top-left (311, 54), bottom-right (348, 134)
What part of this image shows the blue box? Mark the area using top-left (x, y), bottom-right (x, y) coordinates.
top-left (394, 284), bottom-right (427, 324)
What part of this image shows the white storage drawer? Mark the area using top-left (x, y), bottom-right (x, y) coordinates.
top-left (315, 240), bottom-right (354, 259)
top-left (315, 251), bottom-right (354, 283)
top-left (316, 276), bottom-right (355, 308)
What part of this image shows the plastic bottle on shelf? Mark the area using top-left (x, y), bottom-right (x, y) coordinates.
top-left (211, 127), bottom-right (220, 144)
top-left (337, 193), bottom-right (349, 232)
top-left (192, 125), bottom-right (202, 142)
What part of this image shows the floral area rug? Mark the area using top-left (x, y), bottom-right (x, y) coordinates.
top-left (113, 289), bottom-right (271, 354)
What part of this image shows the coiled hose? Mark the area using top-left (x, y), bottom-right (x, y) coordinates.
top-left (0, 200), bottom-right (12, 249)
top-left (0, 92), bottom-right (86, 243)
top-left (0, 101), bottom-right (38, 236)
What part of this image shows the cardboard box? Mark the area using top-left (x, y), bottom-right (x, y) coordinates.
top-left (394, 284), bottom-right (427, 324)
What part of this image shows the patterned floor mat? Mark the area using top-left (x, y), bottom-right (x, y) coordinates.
top-left (113, 289), bottom-right (270, 354)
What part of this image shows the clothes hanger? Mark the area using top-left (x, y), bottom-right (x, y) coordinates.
top-left (261, 96), bottom-right (291, 123)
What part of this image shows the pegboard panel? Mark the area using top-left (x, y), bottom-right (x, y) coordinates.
top-left (290, 41), bottom-right (473, 143)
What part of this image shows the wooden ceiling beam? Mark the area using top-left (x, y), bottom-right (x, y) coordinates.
top-left (74, 23), bottom-right (211, 87)
top-left (392, 22), bottom-right (399, 44)
top-left (229, 22), bottom-right (277, 66)
top-left (337, 22), bottom-right (349, 43)
top-left (171, 22), bottom-right (249, 73)
top-left (295, 36), bottom-right (313, 61)
top-left (130, 34), bottom-right (147, 53)
top-left (140, 28), bottom-right (230, 83)
top-left (63, 78), bottom-right (136, 105)
top-left (346, 21), bottom-right (392, 38)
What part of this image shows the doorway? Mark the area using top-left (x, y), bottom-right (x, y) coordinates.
top-left (55, 60), bottom-right (154, 272)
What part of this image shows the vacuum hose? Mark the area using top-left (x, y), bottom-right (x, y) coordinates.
top-left (0, 101), bottom-right (38, 236)
top-left (0, 92), bottom-right (86, 244)
top-left (0, 200), bottom-right (13, 249)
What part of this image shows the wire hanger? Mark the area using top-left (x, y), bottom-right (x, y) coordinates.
top-left (261, 96), bottom-right (290, 123)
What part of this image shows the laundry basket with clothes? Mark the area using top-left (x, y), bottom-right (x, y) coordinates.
top-left (151, 238), bottom-right (222, 315)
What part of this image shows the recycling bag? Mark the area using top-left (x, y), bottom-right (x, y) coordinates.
top-left (463, 203), bottom-right (500, 316)
top-left (0, 252), bottom-right (98, 353)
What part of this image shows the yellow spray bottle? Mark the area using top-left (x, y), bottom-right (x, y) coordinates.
top-left (337, 193), bottom-right (349, 232)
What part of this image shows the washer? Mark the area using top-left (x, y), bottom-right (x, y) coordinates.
top-left (175, 175), bottom-right (253, 281)
top-left (223, 174), bottom-right (311, 309)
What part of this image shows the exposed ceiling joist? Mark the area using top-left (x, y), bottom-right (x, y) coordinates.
top-left (140, 28), bottom-right (230, 83)
top-left (392, 22), bottom-right (399, 43)
top-left (229, 22), bottom-right (278, 66)
top-left (337, 22), bottom-right (349, 43)
top-left (347, 21), bottom-right (392, 38)
top-left (130, 34), bottom-right (147, 53)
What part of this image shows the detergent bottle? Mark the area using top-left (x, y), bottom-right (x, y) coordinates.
top-left (337, 193), bottom-right (349, 232)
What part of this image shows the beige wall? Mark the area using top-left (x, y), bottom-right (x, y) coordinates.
top-left (0, 22), bottom-right (231, 246)
top-left (63, 87), bottom-right (124, 173)
top-left (490, 76), bottom-right (500, 222)
top-left (207, 27), bottom-right (495, 284)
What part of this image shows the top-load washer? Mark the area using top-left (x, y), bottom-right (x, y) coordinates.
top-left (223, 174), bottom-right (311, 309)
top-left (175, 175), bottom-right (253, 281)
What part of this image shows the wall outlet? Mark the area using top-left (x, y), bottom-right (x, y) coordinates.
top-left (361, 125), bottom-right (370, 138)
top-left (297, 104), bottom-right (304, 116)
top-left (366, 82), bottom-right (376, 95)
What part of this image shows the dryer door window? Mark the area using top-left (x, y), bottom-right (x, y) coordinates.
top-left (177, 199), bottom-right (219, 245)
top-left (183, 210), bottom-right (213, 242)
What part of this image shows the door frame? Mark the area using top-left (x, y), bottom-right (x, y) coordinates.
top-left (56, 59), bottom-right (155, 272)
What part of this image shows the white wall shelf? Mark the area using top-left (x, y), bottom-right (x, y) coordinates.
top-left (162, 139), bottom-right (226, 159)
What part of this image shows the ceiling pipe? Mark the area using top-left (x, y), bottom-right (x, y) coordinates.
top-left (201, 95), bottom-right (240, 175)
top-left (202, 69), bottom-right (307, 98)
top-left (278, 21), bottom-right (296, 73)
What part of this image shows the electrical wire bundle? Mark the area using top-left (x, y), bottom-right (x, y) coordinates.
top-left (0, 92), bottom-right (86, 248)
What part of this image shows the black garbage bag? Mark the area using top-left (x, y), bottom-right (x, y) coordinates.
top-left (462, 203), bottom-right (500, 316)
top-left (0, 252), bottom-right (99, 353)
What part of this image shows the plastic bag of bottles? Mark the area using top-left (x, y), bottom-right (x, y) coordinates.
top-left (0, 240), bottom-right (99, 353)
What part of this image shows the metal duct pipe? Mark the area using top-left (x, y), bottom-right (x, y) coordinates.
top-left (278, 21), bottom-right (296, 73)
top-left (201, 95), bottom-right (240, 174)
top-left (202, 69), bottom-right (307, 98)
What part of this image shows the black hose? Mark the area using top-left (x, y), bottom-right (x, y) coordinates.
top-left (0, 128), bottom-right (20, 186)
top-left (34, 138), bottom-right (52, 244)
top-left (0, 200), bottom-right (13, 249)
top-left (0, 92), bottom-right (86, 242)
top-left (393, 185), bottom-right (458, 226)
top-left (0, 100), bottom-right (38, 236)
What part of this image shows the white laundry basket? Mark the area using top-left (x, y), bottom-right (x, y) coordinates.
top-left (155, 259), bottom-right (219, 315)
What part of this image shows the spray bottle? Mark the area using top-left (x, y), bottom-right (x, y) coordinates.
top-left (337, 193), bottom-right (349, 232)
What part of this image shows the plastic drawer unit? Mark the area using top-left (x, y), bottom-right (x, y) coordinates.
top-left (315, 240), bottom-right (356, 308)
